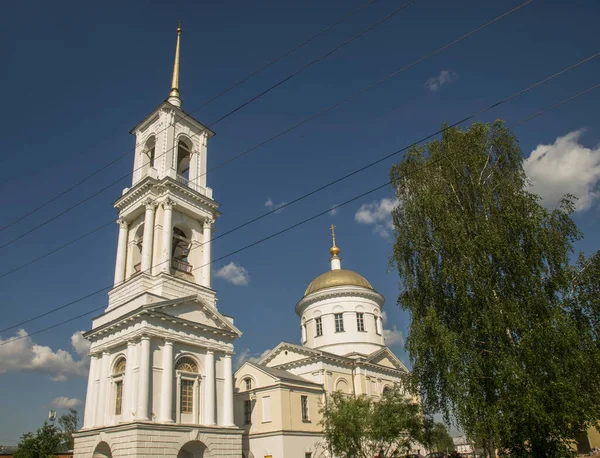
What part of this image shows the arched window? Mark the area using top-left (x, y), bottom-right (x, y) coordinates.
top-left (112, 357), bottom-right (126, 415)
top-left (382, 386), bottom-right (391, 395)
top-left (244, 378), bottom-right (252, 390)
top-left (176, 139), bottom-right (192, 182)
top-left (176, 357), bottom-right (199, 417)
top-left (171, 227), bottom-right (192, 273)
top-left (113, 358), bottom-right (126, 375)
top-left (335, 378), bottom-right (349, 394)
top-left (175, 357), bottom-right (198, 373)
top-left (144, 136), bottom-right (156, 168)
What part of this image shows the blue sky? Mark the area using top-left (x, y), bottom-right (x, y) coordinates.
top-left (1, 0), bottom-right (599, 444)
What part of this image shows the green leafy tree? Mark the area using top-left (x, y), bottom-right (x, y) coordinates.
top-left (389, 121), bottom-right (600, 457)
top-left (57, 409), bottom-right (79, 451)
top-left (320, 387), bottom-right (425, 458)
top-left (14, 423), bottom-right (61, 458)
top-left (423, 422), bottom-right (454, 454)
top-left (15, 410), bottom-right (80, 458)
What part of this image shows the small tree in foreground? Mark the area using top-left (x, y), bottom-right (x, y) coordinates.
top-left (320, 387), bottom-right (425, 458)
top-left (15, 410), bottom-right (80, 458)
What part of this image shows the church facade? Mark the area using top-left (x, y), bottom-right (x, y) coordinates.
top-left (233, 232), bottom-right (409, 458)
top-left (73, 26), bottom-right (408, 458)
top-left (73, 26), bottom-right (243, 458)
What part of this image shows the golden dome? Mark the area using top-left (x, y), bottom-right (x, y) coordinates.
top-left (304, 269), bottom-right (373, 296)
top-left (330, 245), bottom-right (340, 256)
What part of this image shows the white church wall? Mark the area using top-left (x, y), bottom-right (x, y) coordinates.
top-left (300, 292), bottom-right (385, 356)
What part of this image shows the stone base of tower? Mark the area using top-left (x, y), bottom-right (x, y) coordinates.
top-left (73, 422), bottom-right (243, 458)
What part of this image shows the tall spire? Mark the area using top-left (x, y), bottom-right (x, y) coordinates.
top-left (168, 21), bottom-right (183, 108)
top-left (329, 224), bottom-right (342, 270)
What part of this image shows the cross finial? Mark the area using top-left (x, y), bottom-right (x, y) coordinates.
top-left (329, 224), bottom-right (336, 247)
top-left (177, 19), bottom-right (182, 31)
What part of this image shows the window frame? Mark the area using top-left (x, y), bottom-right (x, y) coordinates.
top-left (244, 378), bottom-right (252, 391)
top-left (356, 312), bottom-right (365, 332)
top-left (180, 378), bottom-right (194, 414)
top-left (114, 379), bottom-right (123, 415)
top-left (243, 399), bottom-right (252, 425)
top-left (315, 317), bottom-right (323, 337)
top-left (301, 395), bottom-right (310, 422)
top-left (334, 313), bottom-right (345, 333)
top-left (111, 357), bottom-right (126, 417)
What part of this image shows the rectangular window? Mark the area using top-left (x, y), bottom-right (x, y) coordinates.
top-left (301, 395), bottom-right (309, 421)
top-left (180, 379), bottom-right (194, 414)
top-left (315, 317), bottom-right (323, 337)
top-left (262, 396), bottom-right (271, 422)
top-left (114, 380), bottom-right (123, 415)
top-left (356, 312), bottom-right (365, 332)
top-left (243, 399), bottom-right (252, 424)
top-left (334, 313), bottom-right (344, 333)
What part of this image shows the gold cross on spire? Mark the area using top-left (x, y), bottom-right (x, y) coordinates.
top-left (329, 225), bottom-right (340, 257)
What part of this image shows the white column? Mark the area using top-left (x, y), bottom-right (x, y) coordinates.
top-left (136, 336), bottom-right (151, 421)
top-left (202, 218), bottom-right (212, 288)
top-left (193, 378), bottom-right (200, 425)
top-left (204, 350), bottom-right (216, 425)
top-left (94, 351), bottom-right (110, 426)
top-left (222, 353), bottom-right (234, 426)
top-left (114, 219), bottom-right (129, 285)
top-left (122, 341), bottom-right (136, 421)
top-left (159, 340), bottom-right (174, 422)
top-left (141, 200), bottom-right (157, 273)
top-left (83, 354), bottom-right (98, 428)
top-left (161, 200), bottom-right (174, 273)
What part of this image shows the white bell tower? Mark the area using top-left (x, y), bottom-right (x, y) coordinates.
top-left (74, 24), bottom-right (243, 458)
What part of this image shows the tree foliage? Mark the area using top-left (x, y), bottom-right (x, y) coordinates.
top-left (423, 421), bottom-right (455, 454)
top-left (320, 387), bottom-right (425, 458)
top-left (389, 121), bottom-right (600, 457)
top-left (15, 410), bottom-right (80, 458)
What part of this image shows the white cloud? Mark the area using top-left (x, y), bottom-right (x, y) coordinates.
top-left (51, 397), bottom-right (83, 409)
top-left (354, 197), bottom-right (399, 238)
top-left (329, 205), bottom-right (338, 216)
top-left (383, 326), bottom-right (404, 347)
top-left (235, 348), bottom-right (271, 369)
top-left (524, 129), bottom-right (600, 211)
top-left (264, 198), bottom-right (287, 214)
top-left (71, 331), bottom-right (90, 356)
top-left (381, 311), bottom-right (388, 324)
top-left (0, 330), bottom-right (89, 381)
top-left (425, 70), bottom-right (458, 91)
top-left (215, 262), bottom-right (250, 286)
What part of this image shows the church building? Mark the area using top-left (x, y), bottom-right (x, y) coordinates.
top-left (233, 229), bottom-right (409, 458)
top-left (73, 25), bottom-right (243, 458)
top-left (73, 25), bottom-right (408, 458)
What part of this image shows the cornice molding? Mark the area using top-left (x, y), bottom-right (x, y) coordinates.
top-left (295, 286), bottom-right (385, 315)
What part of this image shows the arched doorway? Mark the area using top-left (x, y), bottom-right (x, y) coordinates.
top-left (178, 440), bottom-right (206, 458)
top-left (92, 442), bottom-right (112, 458)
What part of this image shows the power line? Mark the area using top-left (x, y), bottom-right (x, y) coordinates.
top-left (2, 80), bottom-right (597, 347)
top-left (1, 61), bottom-right (596, 337)
top-left (0, 0), bottom-right (416, 251)
top-left (0, 0), bottom-right (534, 265)
top-left (0, 0), bottom-right (378, 234)
top-left (206, 0), bottom-right (418, 126)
